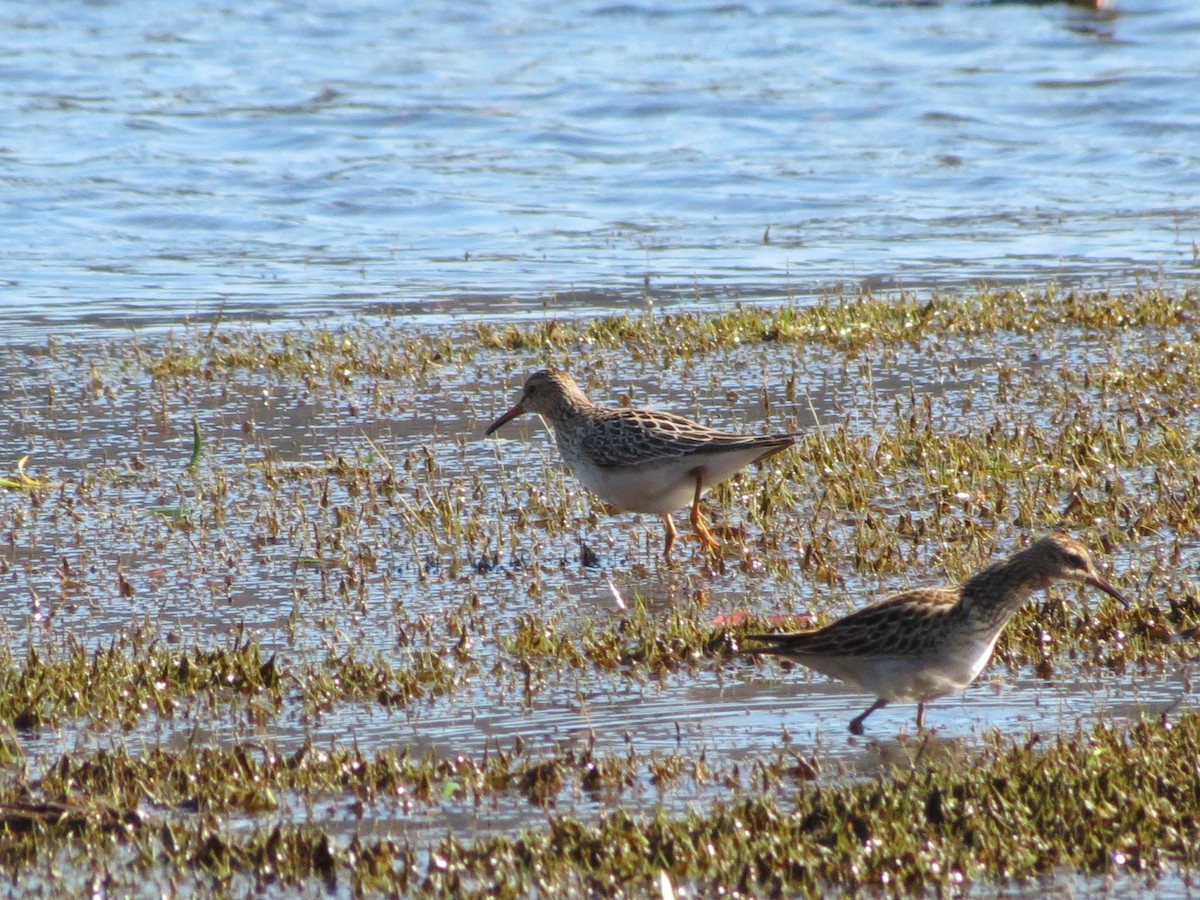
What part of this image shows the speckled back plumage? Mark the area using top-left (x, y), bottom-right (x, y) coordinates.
top-left (559, 405), bottom-right (794, 469)
top-left (754, 587), bottom-right (965, 659)
top-left (510, 369), bottom-right (795, 469)
top-left (746, 533), bottom-right (1126, 664)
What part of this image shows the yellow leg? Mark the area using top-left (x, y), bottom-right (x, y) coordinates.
top-left (849, 698), bottom-right (888, 735)
top-left (689, 475), bottom-right (720, 554)
top-left (662, 514), bottom-right (678, 561)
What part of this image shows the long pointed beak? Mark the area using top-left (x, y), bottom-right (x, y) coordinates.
top-left (1086, 574), bottom-right (1130, 608)
top-left (485, 402), bottom-right (526, 436)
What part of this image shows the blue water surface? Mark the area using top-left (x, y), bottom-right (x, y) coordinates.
top-left (0, 0), bottom-right (1196, 338)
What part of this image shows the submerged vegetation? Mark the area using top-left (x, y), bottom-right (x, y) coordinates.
top-left (0, 714), bottom-right (1199, 895)
top-left (1, 284), bottom-right (1199, 893)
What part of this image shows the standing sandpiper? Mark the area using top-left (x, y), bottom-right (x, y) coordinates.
top-left (743, 533), bottom-right (1129, 734)
top-left (485, 369), bottom-right (797, 560)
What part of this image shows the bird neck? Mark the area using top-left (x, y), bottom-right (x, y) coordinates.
top-left (958, 557), bottom-right (1047, 631)
top-left (551, 394), bottom-right (600, 430)
top-left (557, 402), bottom-right (590, 422)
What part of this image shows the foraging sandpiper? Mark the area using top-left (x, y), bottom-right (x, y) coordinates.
top-left (743, 532), bottom-right (1129, 734)
top-left (485, 369), bottom-right (796, 560)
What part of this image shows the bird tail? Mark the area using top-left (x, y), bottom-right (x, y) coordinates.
top-left (739, 632), bottom-right (805, 655)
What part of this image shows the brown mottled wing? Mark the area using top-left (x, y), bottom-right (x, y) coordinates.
top-left (745, 587), bottom-right (960, 658)
top-left (583, 407), bottom-right (795, 469)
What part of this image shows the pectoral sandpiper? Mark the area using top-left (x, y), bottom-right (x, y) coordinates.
top-left (485, 369), bottom-right (796, 560)
top-left (743, 532), bottom-right (1129, 734)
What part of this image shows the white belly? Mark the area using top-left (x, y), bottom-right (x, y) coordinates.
top-left (568, 457), bottom-right (703, 514)
top-left (796, 637), bottom-right (999, 704)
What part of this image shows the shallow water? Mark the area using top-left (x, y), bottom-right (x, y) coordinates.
top-left (2, 309), bottom-right (1197, 879)
top-left (1, 0), bottom-right (1198, 341)
top-left (0, 296), bottom-right (1190, 897)
top-left (1, 3), bottom-right (1198, 889)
